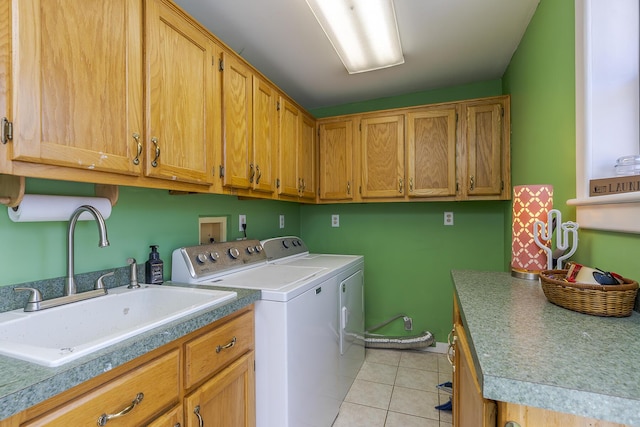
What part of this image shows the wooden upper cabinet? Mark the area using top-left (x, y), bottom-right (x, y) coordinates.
top-left (278, 98), bottom-right (300, 197)
top-left (221, 51), bottom-right (253, 190)
top-left (299, 113), bottom-right (317, 200)
top-left (360, 114), bottom-right (405, 199)
top-left (461, 98), bottom-right (508, 199)
top-left (318, 119), bottom-right (354, 201)
top-left (407, 107), bottom-right (457, 198)
top-left (251, 77), bottom-right (277, 193)
top-left (10, 0), bottom-right (143, 175)
top-left (145, 0), bottom-right (215, 185)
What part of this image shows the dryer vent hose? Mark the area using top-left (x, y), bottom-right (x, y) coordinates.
top-left (363, 314), bottom-right (435, 350)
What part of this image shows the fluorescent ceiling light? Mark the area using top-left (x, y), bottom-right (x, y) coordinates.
top-left (305, 0), bottom-right (404, 74)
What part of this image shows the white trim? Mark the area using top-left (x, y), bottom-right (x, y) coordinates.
top-left (571, 0), bottom-right (640, 233)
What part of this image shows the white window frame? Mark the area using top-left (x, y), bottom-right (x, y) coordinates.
top-left (568, 0), bottom-right (640, 234)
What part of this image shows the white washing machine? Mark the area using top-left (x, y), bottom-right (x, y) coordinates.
top-left (171, 238), bottom-right (364, 427)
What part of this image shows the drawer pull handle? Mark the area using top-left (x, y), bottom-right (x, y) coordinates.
top-left (216, 336), bottom-right (237, 353)
top-left (97, 392), bottom-right (144, 426)
top-left (194, 405), bottom-right (204, 427)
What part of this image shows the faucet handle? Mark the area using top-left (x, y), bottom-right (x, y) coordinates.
top-left (95, 271), bottom-right (114, 290)
top-left (14, 287), bottom-right (43, 312)
top-left (127, 258), bottom-right (139, 289)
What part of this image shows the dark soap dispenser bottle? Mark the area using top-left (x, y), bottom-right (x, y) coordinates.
top-left (145, 245), bottom-right (164, 284)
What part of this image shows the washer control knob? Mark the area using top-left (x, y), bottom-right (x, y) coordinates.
top-left (295, 239), bottom-right (302, 246)
top-left (196, 253), bottom-right (207, 264)
top-left (282, 240), bottom-right (290, 249)
top-left (209, 251), bottom-right (220, 261)
top-left (255, 245), bottom-right (263, 253)
top-left (246, 246), bottom-right (255, 254)
top-left (228, 247), bottom-right (240, 259)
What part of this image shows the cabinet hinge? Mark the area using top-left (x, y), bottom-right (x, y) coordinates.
top-left (218, 59), bottom-right (224, 71)
top-left (219, 165), bottom-right (225, 177)
top-left (455, 112), bottom-right (459, 123)
top-left (1, 117), bottom-right (13, 144)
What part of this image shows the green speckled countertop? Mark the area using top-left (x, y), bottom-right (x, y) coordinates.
top-left (452, 270), bottom-right (640, 426)
top-left (0, 285), bottom-right (260, 421)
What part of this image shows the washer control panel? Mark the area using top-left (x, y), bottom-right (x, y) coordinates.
top-left (172, 239), bottom-right (265, 281)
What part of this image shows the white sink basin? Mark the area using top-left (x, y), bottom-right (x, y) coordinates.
top-left (0, 285), bottom-right (236, 367)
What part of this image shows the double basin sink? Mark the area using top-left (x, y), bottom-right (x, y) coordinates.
top-left (0, 285), bottom-right (236, 367)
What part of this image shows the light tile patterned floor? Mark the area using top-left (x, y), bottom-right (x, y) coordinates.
top-left (332, 348), bottom-right (453, 427)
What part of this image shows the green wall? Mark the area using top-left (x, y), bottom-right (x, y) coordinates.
top-left (0, 179), bottom-right (301, 286)
top-left (300, 202), bottom-right (507, 342)
top-left (503, 0), bottom-right (640, 281)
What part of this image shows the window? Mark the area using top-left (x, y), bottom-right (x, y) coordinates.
top-left (569, 0), bottom-right (640, 233)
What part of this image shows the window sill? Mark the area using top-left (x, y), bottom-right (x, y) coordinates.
top-left (567, 194), bottom-right (640, 234)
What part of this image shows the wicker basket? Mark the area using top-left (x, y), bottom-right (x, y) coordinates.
top-left (539, 269), bottom-right (639, 317)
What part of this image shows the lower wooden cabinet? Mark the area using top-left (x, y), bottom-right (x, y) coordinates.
top-left (452, 297), bottom-right (629, 427)
top-left (184, 351), bottom-right (255, 427)
top-left (1, 306), bottom-right (255, 427)
top-left (147, 405), bottom-right (183, 427)
top-left (452, 322), bottom-right (496, 427)
top-left (23, 350), bottom-right (180, 427)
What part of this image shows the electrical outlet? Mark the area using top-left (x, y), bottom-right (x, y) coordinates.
top-left (279, 214), bottom-right (285, 229)
top-left (331, 214), bottom-right (340, 227)
top-left (444, 211), bottom-right (454, 226)
top-left (239, 214), bottom-right (246, 232)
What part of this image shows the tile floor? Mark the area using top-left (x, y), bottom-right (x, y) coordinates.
top-left (333, 348), bottom-right (453, 427)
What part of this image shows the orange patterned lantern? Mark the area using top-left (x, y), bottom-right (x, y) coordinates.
top-left (511, 185), bottom-right (553, 279)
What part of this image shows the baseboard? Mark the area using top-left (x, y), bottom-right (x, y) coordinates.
top-left (421, 341), bottom-right (448, 354)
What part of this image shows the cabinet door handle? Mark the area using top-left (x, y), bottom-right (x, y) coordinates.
top-left (216, 336), bottom-right (237, 353)
top-left (132, 133), bottom-right (142, 165)
top-left (194, 405), bottom-right (204, 427)
top-left (255, 164), bottom-right (262, 184)
top-left (151, 137), bottom-right (160, 167)
top-left (347, 181), bottom-right (351, 195)
top-left (249, 164), bottom-right (255, 183)
top-left (469, 175), bottom-right (475, 191)
top-left (97, 392), bottom-right (144, 426)
top-left (398, 178), bottom-right (403, 193)
top-left (301, 178), bottom-right (306, 192)
top-left (409, 177), bottom-right (414, 192)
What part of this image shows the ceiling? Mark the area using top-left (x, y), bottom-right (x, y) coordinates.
top-left (173, 0), bottom-right (540, 111)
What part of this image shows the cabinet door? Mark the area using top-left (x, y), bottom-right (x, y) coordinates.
top-left (360, 114), bottom-right (404, 198)
top-left (453, 322), bottom-right (496, 427)
top-left (252, 77), bottom-right (277, 193)
top-left (463, 101), bottom-right (504, 197)
top-left (319, 120), bottom-right (354, 201)
top-left (147, 405), bottom-right (183, 427)
top-left (11, 0), bottom-right (142, 175)
top-left (221, 52), bottom-right (253, 189)
top-left (299, 114), bottom-right (317, 200)
top-left (407, 108), bottom-right (457, 197)
top-left (146, 0), bottom-right (215, 185)
top-left (278, 98), bottom-right (300, 197)
top-left (184, 351), bottom-right (256, 427)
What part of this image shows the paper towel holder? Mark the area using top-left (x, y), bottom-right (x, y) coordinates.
top-left (0, 174), bottom-right (119, 208)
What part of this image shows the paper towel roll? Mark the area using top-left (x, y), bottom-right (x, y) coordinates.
top-left (7, 195), bottom-right (112, 222)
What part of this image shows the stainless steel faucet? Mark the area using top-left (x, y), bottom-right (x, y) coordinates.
top-left (65, 205), bottom-right (110, 296)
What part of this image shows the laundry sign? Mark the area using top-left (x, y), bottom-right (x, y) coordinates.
top-left (589, 176), bottom-right (640, 196)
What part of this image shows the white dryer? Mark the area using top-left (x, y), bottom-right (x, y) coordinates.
top-left (261, 237), bottom-right (365, 406)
